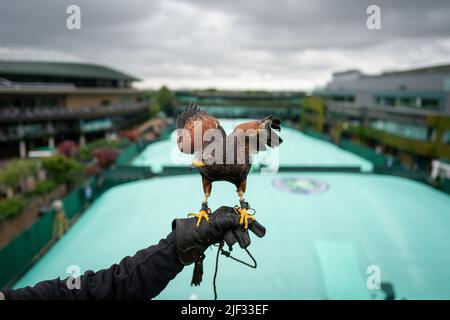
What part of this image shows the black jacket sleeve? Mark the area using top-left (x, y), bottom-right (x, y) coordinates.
top-left (3, 231), bottom-right (184, 300)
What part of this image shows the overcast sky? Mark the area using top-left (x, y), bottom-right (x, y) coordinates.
top-left (1, 0), bottom-right (450, 90)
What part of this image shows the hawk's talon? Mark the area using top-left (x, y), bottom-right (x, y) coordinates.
top-left (235, 206), bottom-right (256, 230)
top-left (188, 209), bottom-right (210, 227)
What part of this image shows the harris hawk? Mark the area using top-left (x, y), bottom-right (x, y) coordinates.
top-left (176, 103), bottom-right (282, 228)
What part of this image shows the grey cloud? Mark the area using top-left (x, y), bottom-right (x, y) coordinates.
top-left (0, 0), bottom-right (449, 90)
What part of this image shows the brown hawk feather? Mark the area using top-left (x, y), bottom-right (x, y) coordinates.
top-left (176, 102), bottom-right (223, 154)
top-left (176, 104), bottom-right (282, 209)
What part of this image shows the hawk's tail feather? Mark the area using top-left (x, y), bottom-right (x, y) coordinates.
top-left (271, 118), bottom-right (281, 131)
top-left (260, 116), bottom-right (282, 147)
top-left (261, 116), bottom-right (281, 131)
top-left (267, 128), bottom-right (283, 148)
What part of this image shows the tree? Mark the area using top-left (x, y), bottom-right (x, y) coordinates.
top-left (0, 196), bottom-right (25, 222)
top-left (155, 86), bottom-right (176, 116)
top-left (57, 140), bottom-right (79, 158)
top-left (91, 148), bottom-right (119, 169)
top-left (0, 159), bottom-right (38, 197)
top-left (42, 155), bottom-right (82, 185)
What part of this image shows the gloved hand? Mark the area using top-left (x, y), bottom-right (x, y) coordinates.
top-left (172, 206), bottom-right (266, 285)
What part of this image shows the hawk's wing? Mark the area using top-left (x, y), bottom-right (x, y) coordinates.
top-left (176, 102), bottom-right (222, 154)
top-left (230, 116), bottom-right (282, 155)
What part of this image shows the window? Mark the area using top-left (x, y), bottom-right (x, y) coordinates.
top-left (384, 97), bottom-right (396, 106)
top-left (442, 131), bottom-right (450, 144)
top-left (421, 98), bottom-right (440, 110)
top-left (375, 94), bottom-right (441, 110)
top-left (370, 120), bottom-right (428, 141)
top-left (375, 97), bottom-right (382, 105)
top-left (399, 97), bottom-right (413, 107)
top-left (330, 95), bottom-right (354, 102)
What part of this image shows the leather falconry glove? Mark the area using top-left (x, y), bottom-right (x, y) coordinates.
top-left (172, 206), bottom-right (266, 285)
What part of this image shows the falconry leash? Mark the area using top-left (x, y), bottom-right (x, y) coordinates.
top-left (212, 206), bottom-right (258, 300)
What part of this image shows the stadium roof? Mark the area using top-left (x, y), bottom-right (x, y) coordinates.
top-left (330, 63), bottom-right (450, 81)
top-left (381, 64), bottom-right (450, 77)
top-left (0, 60), bottom-right (139, 81)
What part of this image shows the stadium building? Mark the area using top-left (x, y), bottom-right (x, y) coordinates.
top-left (175, 90), bottom-right (304, 120)
top-left (0, 60), bottom-right (150, 159)
top-left (318, 66), bottom-right (450, 113)
top-left (303, 64), bottom-right (450, 169)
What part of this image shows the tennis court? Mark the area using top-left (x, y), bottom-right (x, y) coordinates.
top-left (14, 171), bottom-right (450, 299)
top-left (132, 119), bottom-right (373, 172)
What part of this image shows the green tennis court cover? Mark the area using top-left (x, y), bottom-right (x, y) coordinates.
top-left (132, 119), bottom-right (374, 172)
top-left (14, 173), bottom-right (450, 299)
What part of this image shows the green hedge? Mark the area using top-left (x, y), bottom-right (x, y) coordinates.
top-left (0, 197), bottom-right (25, 222)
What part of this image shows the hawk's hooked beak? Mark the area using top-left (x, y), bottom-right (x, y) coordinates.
top-left (192, 159), bottom-right (206, 168)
